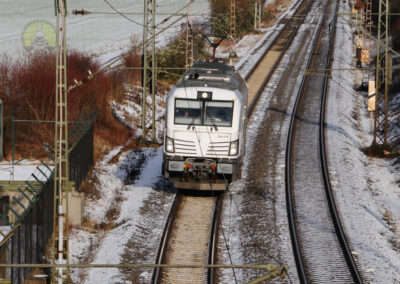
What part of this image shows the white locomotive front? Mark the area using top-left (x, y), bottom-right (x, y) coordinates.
top-left (163, 61), bottom-right (248, 190)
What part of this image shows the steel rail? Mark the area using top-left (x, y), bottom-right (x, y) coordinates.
top-left (207, 193), bottom-right (222, 284)
top-left (151, 193), bottom-right (221, 284)
top-left (244, 0), bottom-right (314, 116)
top-left (285, 0), bottom-right (333, 282)
top-left (244, 0), bottom-right (305, 81)
top-left (319, 2), bottom-right (363, 283)
top-left (151, 194), bottom-right (180, 284)
top-left (285, 0), bottom-right (362, 283)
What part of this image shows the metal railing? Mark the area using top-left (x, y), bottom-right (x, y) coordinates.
top-left (0, 111), bottom-right (97, 283)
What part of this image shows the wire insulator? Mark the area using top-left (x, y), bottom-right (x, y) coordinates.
top-left (72, 9), bottom-right (89, 15)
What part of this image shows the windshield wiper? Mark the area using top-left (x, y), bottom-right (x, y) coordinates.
top-left (187, 118), bottom-right (196, 130)
top-left (209, 118), bottom-right (218, 131)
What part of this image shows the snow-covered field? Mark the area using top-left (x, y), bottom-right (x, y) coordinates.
top-left (0, 0), bottom-right (209, 59)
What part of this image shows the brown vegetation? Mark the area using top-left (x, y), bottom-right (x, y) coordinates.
top-left (0, 26), bottom-right (208, 162)
top-left (362, 144), bottom-right (399, 158)
top-left (0, 50), bottom-right (132, 160)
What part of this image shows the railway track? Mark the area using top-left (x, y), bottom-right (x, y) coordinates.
top-left (152, 0), bottom-right (348, 283)
top-left (285, 0), bottom-right (363, 283)
top-left (152, 193), bottom-right (221, 284)
top-left (244, 0), bottom-right (315, 116)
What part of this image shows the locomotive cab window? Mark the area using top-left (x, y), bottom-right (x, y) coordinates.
top-left (174, 99), bottom-right (234, 127)
top-left (174, 99), bottom-right (202, 125)
top-left (205, 101), bottom-right (233, 127)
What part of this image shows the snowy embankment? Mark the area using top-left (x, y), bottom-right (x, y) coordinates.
top-left (70, 147), bottom-right (175, 283)
top-left (326, 3), bottom-right (400, 283)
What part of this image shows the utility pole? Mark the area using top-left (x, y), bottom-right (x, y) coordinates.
top-left (373, 0), bottom-right (391, 146)
top-left (364, 0), bottom-right (372, 65)
top-left (229, 0), bottom-right (237, 57)
top-left (361, 0), bottom-right (372, 84)
top-left (142, 0), bottom-right (157, 143)
top-left (186, 0), bottom-right (194, 69)
top-left (254, 0), bottom-right (262, 31)
top-left (53, 0), bottom-right (70, 283)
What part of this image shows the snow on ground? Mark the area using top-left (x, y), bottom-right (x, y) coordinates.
top-left (69, 147), bottom-right (169, 283)
top-left (111, 84), bottom-right (167, 143)
top-left (326, 2), bottom-right (400, 283)
top-left (235, 0), bottom-right (301, 77)
top-left (0, 160), bottom-right (53, 182)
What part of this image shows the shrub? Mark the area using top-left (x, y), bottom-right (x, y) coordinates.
top-left (0, 50), bottom-right (130, 160)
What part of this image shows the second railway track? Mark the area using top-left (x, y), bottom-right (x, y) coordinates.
top-left (285, 0), bottom-right (363, 283)
top-left (245, 0), bottom-right (315, 116)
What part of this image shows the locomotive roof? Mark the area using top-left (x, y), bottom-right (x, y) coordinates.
top-left (175, 61), bottom-right (246, 91)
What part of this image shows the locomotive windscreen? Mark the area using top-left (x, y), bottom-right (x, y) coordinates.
top-left (204, 101), bottom-right (233, 127)
top-left (174, 99), bottom-right (202, 125)
top-left (174, 99), bottom-right (234, 127)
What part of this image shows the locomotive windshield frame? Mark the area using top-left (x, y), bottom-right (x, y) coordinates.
top-left (174, 98), bottom-right (234, 127)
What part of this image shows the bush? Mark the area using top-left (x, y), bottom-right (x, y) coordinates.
top-left (0, 50), bottom-right (130, 159)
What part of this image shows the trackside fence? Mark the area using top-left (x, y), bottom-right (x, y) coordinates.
top-left (0, 111), bottom-right (97, 283)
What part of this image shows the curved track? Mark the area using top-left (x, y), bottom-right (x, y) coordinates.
top-left (153, 1), bottom-right (355, 283)
top-left (285, 0), bottom-right (363, 283)
top-left (152, 193), bottom-right (221, 284)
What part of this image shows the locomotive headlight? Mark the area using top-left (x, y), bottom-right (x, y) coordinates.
top-left (166, 136), bottom-right (175, 153)
top-left (229, 140), bottom-right (239, 156)
top-left (197, 91), bottom-right (212, 100)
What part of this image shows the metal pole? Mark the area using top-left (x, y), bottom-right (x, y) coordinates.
top-left (373, 0), bottom-right (390, 147)
top-left (11, 108), bottom-right (14, 181)
top-left (254, 1), bottom-right (257, 30)
top-left (230, 0), bottom-right (237, 57)
top-left (53, 0), bottom-right (70, 282)
top-left (142, 0), bottom-right (157, 143)
top-left (141, 0), bottom-right (149, 144)
top-left (258, 0), bottom-right (262, 30)
top-left (151, 0), bottom-right (156, 142)
top-left (185, 0), bottom-right (194, 70)
top-left (11, 109), bottom-right (14, 167)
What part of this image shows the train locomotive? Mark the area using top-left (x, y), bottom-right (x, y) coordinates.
top-left (162, 60), bottom-right (248, 190)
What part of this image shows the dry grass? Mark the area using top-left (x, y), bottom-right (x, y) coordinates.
top-left (362, 144), bottom-right (399, 159)
top-left (383, 209), bottom-right (398, 233)
top-left (79, 168), bottom-right (101, 199)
